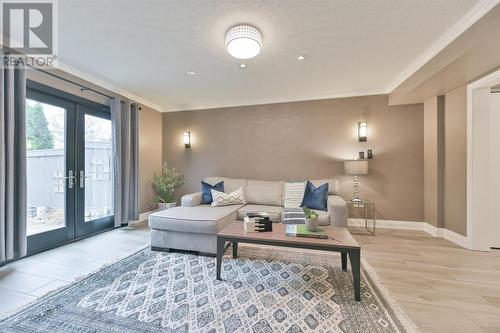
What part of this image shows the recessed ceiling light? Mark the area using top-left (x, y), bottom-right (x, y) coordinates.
top-left (239, 63), bottom-right (247, 68)
top-left (297, 55), bottom-right (305, 60)
top-left (225, 24), bottom-right (263, 59)
top-left (187, 71), bottom-right (196, 75)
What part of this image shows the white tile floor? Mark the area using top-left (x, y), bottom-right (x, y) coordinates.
top-left (0, 222), bottom-right (150, 317)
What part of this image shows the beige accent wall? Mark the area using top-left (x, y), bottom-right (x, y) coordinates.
top-left (443, 86), bottom-right (467, 236)
top-left (27, 69), bottom-right (163, 214)
top-left (162, 94), bottom-right (424, 221)
top-left (138, 106), bottom-right (163, 213)
top-left (423, 87), bottom-right (467, 236)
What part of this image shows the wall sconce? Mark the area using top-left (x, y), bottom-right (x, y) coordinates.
top-left (358, 122), bottom-right (367, 142)
top-left (183, 131), bottom-right (191, 148)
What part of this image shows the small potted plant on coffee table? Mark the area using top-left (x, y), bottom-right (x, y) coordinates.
top-left (152, 163), bottom-right (185, 210)
top-left (303, 207), bottom-right (319, 231)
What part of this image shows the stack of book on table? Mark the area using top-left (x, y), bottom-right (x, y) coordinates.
top-left (244, 212), bottom-right (272, 232)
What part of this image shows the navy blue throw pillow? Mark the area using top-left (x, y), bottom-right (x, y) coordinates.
top-left (300, 180), bottom-right (329, 211)
top-left (201, 181), bottom-right (224, 204)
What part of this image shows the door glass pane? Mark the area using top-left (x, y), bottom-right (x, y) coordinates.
top-left (84, 114), bottom-right (113, 222)
top-left (26, 99), bottom-right (66, 236)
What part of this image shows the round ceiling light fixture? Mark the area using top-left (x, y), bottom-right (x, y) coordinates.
top-left (225, 24), bottom-right (262, 59)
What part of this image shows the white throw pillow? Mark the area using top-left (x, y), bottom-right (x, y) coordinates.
top-left (211, 188), bottom-right (246, 207)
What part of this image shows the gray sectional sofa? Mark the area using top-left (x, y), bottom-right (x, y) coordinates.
top-left (148, 177), bottom-right (347, 254)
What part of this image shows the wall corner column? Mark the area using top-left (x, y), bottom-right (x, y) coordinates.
top-left (424, 96), bottom-right (445, 228)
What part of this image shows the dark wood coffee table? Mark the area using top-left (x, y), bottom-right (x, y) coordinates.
top-left (216, 222), bottom-right (362, 301)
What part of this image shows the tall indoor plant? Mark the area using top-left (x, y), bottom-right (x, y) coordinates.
top-left (152, 163), bottom-right (185, 209)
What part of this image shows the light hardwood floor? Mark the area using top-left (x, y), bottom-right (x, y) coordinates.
top-left (350, 227), bottom-right (500, 333)
top-left (1, 223), bottom-right (499, 333)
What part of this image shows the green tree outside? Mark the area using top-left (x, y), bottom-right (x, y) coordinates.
top-left (26, 103), bottom-right (54, 150)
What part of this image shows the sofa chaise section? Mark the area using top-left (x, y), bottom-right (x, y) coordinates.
top-left (148, 204), bottom-right (242, 254)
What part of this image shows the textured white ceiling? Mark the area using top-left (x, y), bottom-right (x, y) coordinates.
top-left (57, 0), bottom-right (486, 111)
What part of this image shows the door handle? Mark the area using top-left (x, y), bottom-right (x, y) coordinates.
top-left (80, 170), bottom-right (89, 188)
top-left (67, 170), bottom-right (75, 189)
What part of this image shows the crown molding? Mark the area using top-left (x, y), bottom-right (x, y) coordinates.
top-left (56, 61), bottom-right (163, 112)
top-left (1, 47), bottom-right (163, 111)
top-left (386, 0), bottom-right (500, 93)
top-left (161, 88), bottom-right (389, 112)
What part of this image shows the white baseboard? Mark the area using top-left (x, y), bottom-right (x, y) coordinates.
top-left (419, 222), bottom-right (470, 248)
top-left (348, 218), bottom-right (423, 230)
top-left (424, 224), bottom-right (470, 249)
top-left (128, 210), bottom-right (156, 225)
top-left (128, 214), bottom-right (471, 249)
top-left (348, 218), bottom-right (470, 249)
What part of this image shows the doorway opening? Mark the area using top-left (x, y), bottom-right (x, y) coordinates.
top-left (467, 69), bottom-right (500, 251)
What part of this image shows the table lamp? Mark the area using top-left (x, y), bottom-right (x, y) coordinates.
top-left (344, 160), bottom-right (369, 202)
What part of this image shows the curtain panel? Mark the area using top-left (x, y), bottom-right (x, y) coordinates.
top-left (0, 66), bottom-right (27, 263)
top-left (111, 98), bottom-right (139, 227)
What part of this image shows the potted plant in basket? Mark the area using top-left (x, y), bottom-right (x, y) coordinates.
top-left (152, 163), bottom-right (185, 210)
top-left (303, 207), bottom-right (320, 231)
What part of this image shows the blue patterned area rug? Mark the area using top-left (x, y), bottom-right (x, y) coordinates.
top-left (0, 245), bottom-right (417, 333)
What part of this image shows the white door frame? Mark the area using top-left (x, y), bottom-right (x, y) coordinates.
top-left (467, 68), bottom-right (500, 251)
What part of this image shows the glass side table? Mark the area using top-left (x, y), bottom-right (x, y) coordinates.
top-left (345, 199), bottom-right (376, 235)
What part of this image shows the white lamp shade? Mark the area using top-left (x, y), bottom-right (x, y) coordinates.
top-left (344, 160), bottom-right (369, 175)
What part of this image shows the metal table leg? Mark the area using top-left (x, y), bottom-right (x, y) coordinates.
top-left (216, 237), bottom-right (225, 280)
top-left (348, 249), bottom-right (361, 301)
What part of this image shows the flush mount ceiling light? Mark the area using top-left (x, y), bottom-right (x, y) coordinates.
top-left (225, 24), bottom-right (262, 59)
top-left (297, 55), bottom-right (305, 60)
top-left (187, 70), bottom-right (196, 75)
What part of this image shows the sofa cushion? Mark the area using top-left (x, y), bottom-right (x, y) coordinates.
top-left (246, 180), bottom-right (284, 206)
top-left (205, 177), bottom-right (247, 194)
top-left (237, 204), bottom-right (283, 223)
top-left (148, 204), bottom-right (241, 234)
top-left (310, 179), bottom-right (339, 195)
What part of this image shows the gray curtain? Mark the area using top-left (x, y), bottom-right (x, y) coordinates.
top-left (0, 66), bottom-right (27, 263)
top-left (111, 98), bottom-right (139, 227)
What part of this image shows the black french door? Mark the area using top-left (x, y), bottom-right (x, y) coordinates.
top-left (26, 81), bottom-right (114, 254)
top-left (74, 104), bottom-right (114, 238)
